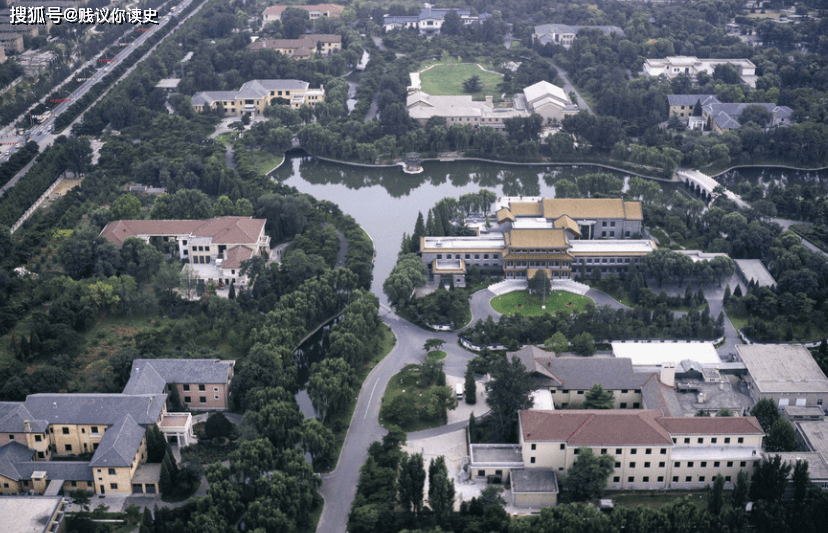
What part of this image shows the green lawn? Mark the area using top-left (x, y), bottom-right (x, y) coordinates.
top-left (419, 63), bottom-right (504, 100)
top-left (240, 149), bottom-right (284, 176)
top-left (427, 349), bottom-right (447, 360)
top-left (490, 290), bottom-right (593, 316)
top-left (602, 490), bottom-right (709, 510)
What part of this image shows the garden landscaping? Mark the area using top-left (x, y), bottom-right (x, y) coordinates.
top-left (490, 290), bottom-right (593, 316)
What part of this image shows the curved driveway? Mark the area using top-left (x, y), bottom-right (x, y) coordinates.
top-left (317, 284), bottom-right (634, 531)
top-left (316, 307), bottom-right (477, 533)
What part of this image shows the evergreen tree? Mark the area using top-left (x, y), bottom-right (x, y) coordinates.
top-left (684, 284), bottom-right (693, 307)
top-left (141, 507), bottom-right (154, 533)
top-left (732, 470), bottom-right (750, 509)
top-left (723, 284), bottom-right (731, 303)
top-left (751, 398), bottom-right (780, 433)
top-left (433, 209), bottom-right (445, 236)
top-left (228, 282), bottom-right (236, 300)
top-left (565, 448), bottom-right (615, 501)
top-left (167, 384), bottom-right (184, 412)
top-left (428, 456), bottom-right (455, 526)
top-left (412, 212), bottom-right (426, 252)
top-left (464, 367), bottom-right (477, 405)
top-left (734, 284), bottom-right (743, 297)
top-left (426, 209), bottom-right (435, 236)
top-left (582, 384), bottom-right (615, 409)
top-left (159, 461), bottom-right (173, 494)
top-left (468, 413), bottom-right (477, 443)
top-left (397, 453), bottom-right (426, 518)
top-left (766, 418), bottom-right (799, 452)
top-left (707, 474), bottom-right (725, 515)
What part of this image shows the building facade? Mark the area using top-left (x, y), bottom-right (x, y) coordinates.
top-left (643, 57), bottom-right (757, 87)
top-left (736, 344), bottom-right (828, 409)
top-left (191, 79), bottom-right (325, 115)
top-left (100, 217), bottom-right (271, 287)
top-left (123, 359), bottom-right (235, 411)
top-left (248, 35), bottom-right (342, 58)
top-left (419, 198), bottom-right (651, 280)
top-left (519, 410), bottom-right (764, 491)
top-left (533, 23), bottom-right (625, 49)
top-left (383, 7), bottom-right (490, 34)
top-left (262, 4), bottom-right (344, 24)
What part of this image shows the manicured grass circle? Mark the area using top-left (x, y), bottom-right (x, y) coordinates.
top-left (490, 290), bottom-right (593, 316)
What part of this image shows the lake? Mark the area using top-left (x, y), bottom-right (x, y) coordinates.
top-left (272, 154), bottom-right (681, 302)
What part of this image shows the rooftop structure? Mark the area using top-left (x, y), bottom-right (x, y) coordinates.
top-left (702, 101), bottom-right (793, 132)
top-left (0, 495), bottom-right (68, 533)
top-left (247, 34), bottom-right (342, 58)
top-left (191, 79), bottom-right (324, 115)
top-left (736, 345), bottom-right (828, 408)
top-left (734, 259), bottom-right (777, 288)
top-left (123, 359), bottom-right (235, 411)
top-left (642, 57), bottom-right (757, 87)
top-left (612, 341), bottom-right (722, 367)
top-left (406, 80), bottom-right (576, 129)
top-left (262, 4), bottom-right (344, 23)
top-left (384, 6), bottom-right (491, 34)
top-left (510, 468), bottom-right (559, 506)
top-left (533, 23), bottom-right (625, 49)
top-left (770, 451), bottom-right (828, 490)
top-left (24, 393), bottom-right (166, 426)
top-left (101, 217), bottom-right (270, 288)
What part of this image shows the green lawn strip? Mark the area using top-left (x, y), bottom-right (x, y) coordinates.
top-left (323, 324), bottom-right (395, 472)
top-left (490, 290), bottom-right (593, 316)
top-left (379, 364), bottom-right (447, 433)
top-left (602, 490), bottom-right (710, 510)
top-left (238, 149), bottom-right (284, 176)
top-left (212, 132), bottom-right (236, 147)
top-left (419, 63), bottom-right (504, 100)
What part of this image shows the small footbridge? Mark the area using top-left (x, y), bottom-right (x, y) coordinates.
top-left (675, 168), bottom-right (748, 208)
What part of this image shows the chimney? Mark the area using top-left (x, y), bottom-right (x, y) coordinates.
top-left (660, 362), bottom-right (676, 387)
top-left (485, 95), bottom-right (493, 107)
top-left (24, 420), bottom-right (31, 432)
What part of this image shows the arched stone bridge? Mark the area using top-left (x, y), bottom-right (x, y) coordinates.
top-left (676, 168), bottom-right (748, 208)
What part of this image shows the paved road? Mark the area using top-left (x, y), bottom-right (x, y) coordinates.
top-left (466, 288), bottom-right (500, 327)
top-left (549, 62), bottom-right (594, 116)
top-left (316, 307), bottom-right (477, 533)
top-left (586, 288), bottom-right (630, 309)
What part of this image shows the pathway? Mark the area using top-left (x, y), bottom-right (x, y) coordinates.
top-left (548, 62), bottom-right (593, 116)
top-left (316, 307), bottom-right (478, 533)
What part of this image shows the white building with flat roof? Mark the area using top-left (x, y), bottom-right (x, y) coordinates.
top-left (736, 344), bottom-right (828, 409)
top-left (612, 341), bottom-right (722, 367)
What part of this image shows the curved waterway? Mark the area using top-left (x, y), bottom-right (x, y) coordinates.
top-left (272, 154), bottom-right (682, 302)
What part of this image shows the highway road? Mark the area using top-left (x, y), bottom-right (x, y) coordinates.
top-left (0, 0), bottom-right (192, 158)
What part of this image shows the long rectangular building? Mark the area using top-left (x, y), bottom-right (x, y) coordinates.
top-left (518, 410), bottom-right (764, 491)
top-left (420, 198), bottom-right (652, 281)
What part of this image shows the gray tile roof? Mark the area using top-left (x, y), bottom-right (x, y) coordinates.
top-left (24, 394), bottom-right (167, 426)
top-left (90, 414), bottom-right (145, 468)
top-left (667, 94), bottom-right (719, 107)
top-left (640, 374), bottom-right (684, 416)
top-left (0, 441), bottom-right (35, 480)
top-left (511, 346), bottom-right (644, 390)
top-left (14, 461), bottom-right (94, 482)
top-left (121, 363), bottom-right (167, 396)
top-left (0, 403), bottom-right (49, 433)
top-left (125, 359), bottom-right (234, 393)
top-left (191, 91), bottom-right (238, 107)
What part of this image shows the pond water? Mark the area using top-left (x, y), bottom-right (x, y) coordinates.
top-left (717, 167), bottom-right (828, 195)
top-left (272, 154), bottom-right (680, 301)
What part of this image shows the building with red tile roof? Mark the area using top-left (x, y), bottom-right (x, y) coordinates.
top-left (515, 409), bottom-right (764, 493)
top-left (100, 217), bottom-right (270, 288)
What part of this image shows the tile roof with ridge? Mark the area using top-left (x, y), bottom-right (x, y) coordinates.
top-left (100, 217), bottom-right (266, 247)
top-left (505, 228), bottom-right (569, 249)
top-left (0, 403), bottom-right (49, 433)
top-left (520, 410), bottom-right (674, 446)
top-left (89, 414), bottom-right (146, 468)
top-left (542, 198), bottom-right (642, 220)
top-left (24, 394), bottom-right (167, 426)
top-left (125, 359), bottom-right (234, 391)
